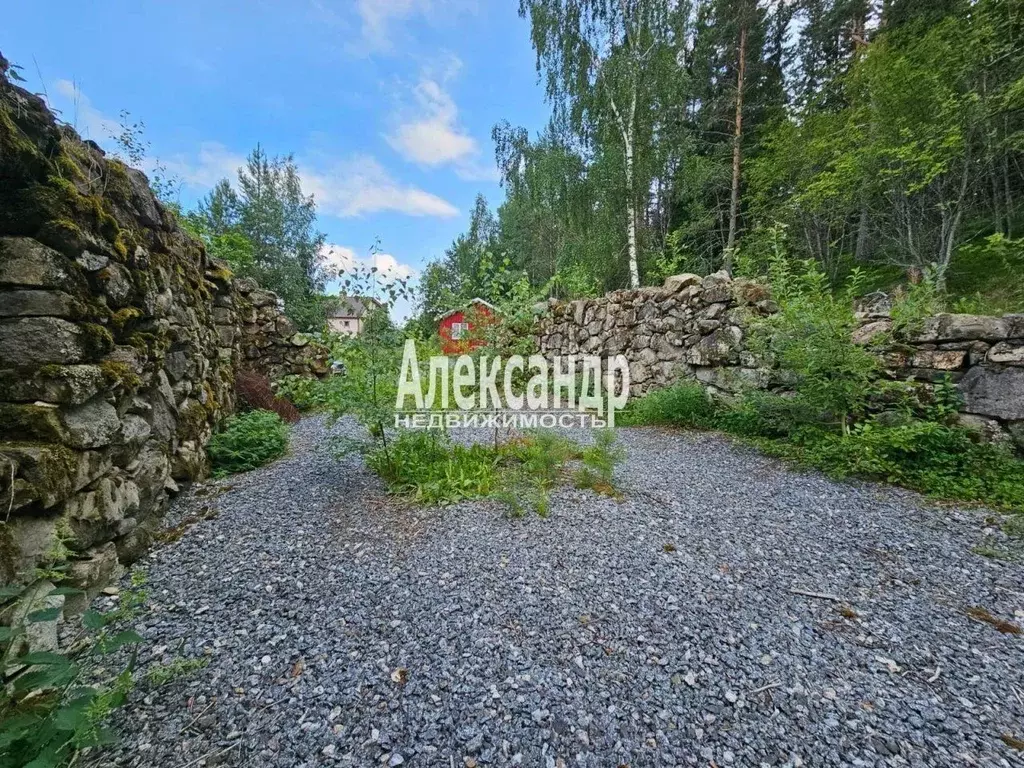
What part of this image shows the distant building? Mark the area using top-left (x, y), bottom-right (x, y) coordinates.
top-left (327, 296), bottom-right (384, 337)
top-left (438, 297), bottom-right (497, 354)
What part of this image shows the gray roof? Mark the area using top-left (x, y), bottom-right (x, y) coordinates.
top-left (329, 295), bottom-right (383, 319)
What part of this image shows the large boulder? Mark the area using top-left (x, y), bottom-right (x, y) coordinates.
top-left (663, 273), bottom-right (702, 292)
top-left (0, 237), bottom-right (83, 291)
top-left (62, 397), bottom-right (122, 449)
top-left (0, 317), bottom-right (88, 365)
top-left (958, 365), bottom-right (1024, 421)
top-left (0, 289), bottom-right (79, 317)
top-left (0, 364), bottom-right (106, 405)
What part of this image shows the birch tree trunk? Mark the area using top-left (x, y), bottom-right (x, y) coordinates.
top-left (725, 24), bottom-right (748, 272)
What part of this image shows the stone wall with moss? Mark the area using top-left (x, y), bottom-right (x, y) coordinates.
top-left (0, 56), bottom-right (327, 605)
top-left (538, 271), bottom-right (1024, 451)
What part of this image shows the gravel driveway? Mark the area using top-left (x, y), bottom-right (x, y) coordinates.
top-left (97, 416), bottom-right (1024, 768)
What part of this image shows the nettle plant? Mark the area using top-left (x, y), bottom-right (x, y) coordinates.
top-left (0, 570), bottom-right (148, 767)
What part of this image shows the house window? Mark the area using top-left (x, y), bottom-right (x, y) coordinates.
top-left (451, 321), bottom-right (468, 340)
top-left (343, 320), bottom-right (351, 328)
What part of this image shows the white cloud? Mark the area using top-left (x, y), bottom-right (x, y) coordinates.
top-left (320, 243), bottom-right (418, 281)
top-left (162, 142), bottom-right (246, 189)
top-left (355, 0), bottom-right (430, 51)
top-left (52, 79), bottom-right (120, 143)
top-left (47, 80), bottom-right (457, 220)
top-left (386, 61), bottom-right (498, 182)
top-left (159, 144), bottom-right (457, 219)
top-left (301, 154), bottom-right (459, 218)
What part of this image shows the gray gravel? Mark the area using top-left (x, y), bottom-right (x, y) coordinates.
top-left (95, 416), bottom-right (1024, 767)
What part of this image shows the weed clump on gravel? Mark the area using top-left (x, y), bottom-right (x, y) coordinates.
top-left (366, 428), bottom-right (625, 516)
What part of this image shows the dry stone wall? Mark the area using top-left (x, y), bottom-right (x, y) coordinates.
top-left (0, 57), bottom-right (327, 605)
top-left (538, 272), bottom-right (1024, 451)
top-left (538, 272), bottom-right (776, 398)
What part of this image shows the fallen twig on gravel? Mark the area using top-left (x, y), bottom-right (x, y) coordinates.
top-left (748, 681), bottom-right (782, 695)
top-left (790, 588), bottom-right (845, 602)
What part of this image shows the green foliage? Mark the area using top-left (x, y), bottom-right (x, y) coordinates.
top-left (368, 431), bottom-right (500, 505)
top-left (364, 427), bottom-right (625, 517)
top-left (511, 430), bottom-right (581, 489)
top-left (314, 261), bottom-right (415, 469)
top-left (786, 420), bottom-right (1024, 513)
top-left (754, 255), bottom-right (877, 433)
top-left (714, 392), bottom-right (817, 438)
top-left (619, 381), bottom-right (718, 429)
top-left (889, 269), bottom-right (945, 338)
top-left (575, 429), bottom-right (626, 496)
top-left (274, 375), bottom-right (324, 412)
top-left (947, 235), bottom-right (1024, 315)
top-left (186, 147), bottom-right (330, 332)
top-left (146, 656), bottom-right (209, 688)
top-left (0, 574), bottom-right (147, 767)
top-left (207, 410), bottom-right (289, 476)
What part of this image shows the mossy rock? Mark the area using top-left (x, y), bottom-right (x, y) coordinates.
top-left (0, 403), bottom-right (67, 443)
top-left (81, 323), bottom-right (115, 358)
top-left (175, 398), bottom-right (210, 441)
top-left (99, 360), bottom-right (142, 390)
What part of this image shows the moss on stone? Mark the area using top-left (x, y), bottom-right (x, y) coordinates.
top-left (81, 323), bottom-right (115, 358)
top-left (0, 102), bottom-right (45, 182)
top-left (175, 399), bottom-right (209, 441)
top-left (104, 159), bottom-right (133, 203)
top-left (110, 307), bottom-right (142, 330)
top-left (0, 403), bottom-right (66, 443)
top-left (208, 264), bottom-right (234, 283)
top-left (202, 381), bottom-right (219, 416)
top-left (99, 360), bottom-right (141, 389)
top-left (127, 330), bottom-right (170, 359)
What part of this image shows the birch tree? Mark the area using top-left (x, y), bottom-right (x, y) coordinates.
top-left (519, 0), bottom-right (672, 288)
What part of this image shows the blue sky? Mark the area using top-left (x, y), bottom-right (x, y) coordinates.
top-left (3, 0), bottom-right (550, 318)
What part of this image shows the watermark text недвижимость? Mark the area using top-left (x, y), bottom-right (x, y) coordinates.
top-left (393, 340), bottom-right (631, 429)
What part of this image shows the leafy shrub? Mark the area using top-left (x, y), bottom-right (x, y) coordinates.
top-left (787, 419), bottom-right (1024, 511)
top-left (620, 381), bottom-right (718, 428)
top-left (581, 429), bottom-right (626, 484)
top-left (274, 374), bottom-right (323, 412)
top-left (754, 256), bottom-right (878, 433)
top-left (715, 392), bottom-right (818, 438)
top-left (889, 271), bottom-right (944, 338)
top-left (207, 409), bottom-right (289, 476)
top-left (0, 575), bottom-right (147, 767)
top-left (509, 430), bottom-right (581, 489)
top-left (235, 370), bottom-right (300, 423)
top-left (367, 428), bottom-right (625, 516)
top-left (575, 429), bottom-right (627, 497)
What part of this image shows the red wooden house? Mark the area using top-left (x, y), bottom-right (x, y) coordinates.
top-left (438, 298), bottom-right (497, 355)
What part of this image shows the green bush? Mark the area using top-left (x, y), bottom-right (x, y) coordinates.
top-left (207, 410), bottom-right (289, 476)
top-left (619, 381), bottom-right (718, 428)
top-left (367, 428), bottom-right (626, 515)
top-left (510, 429), bottom-right (581, 489)
top-left (274, 374), bottom-right (324, 412)
top-left (575, 429), bottom-right (627, 497)
top-left (782, 419), bottom-right (1024, 512)
top-left (753, 256), bottom-right (878, 433)
top-left (715, 392), bottom-right (818, 438)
